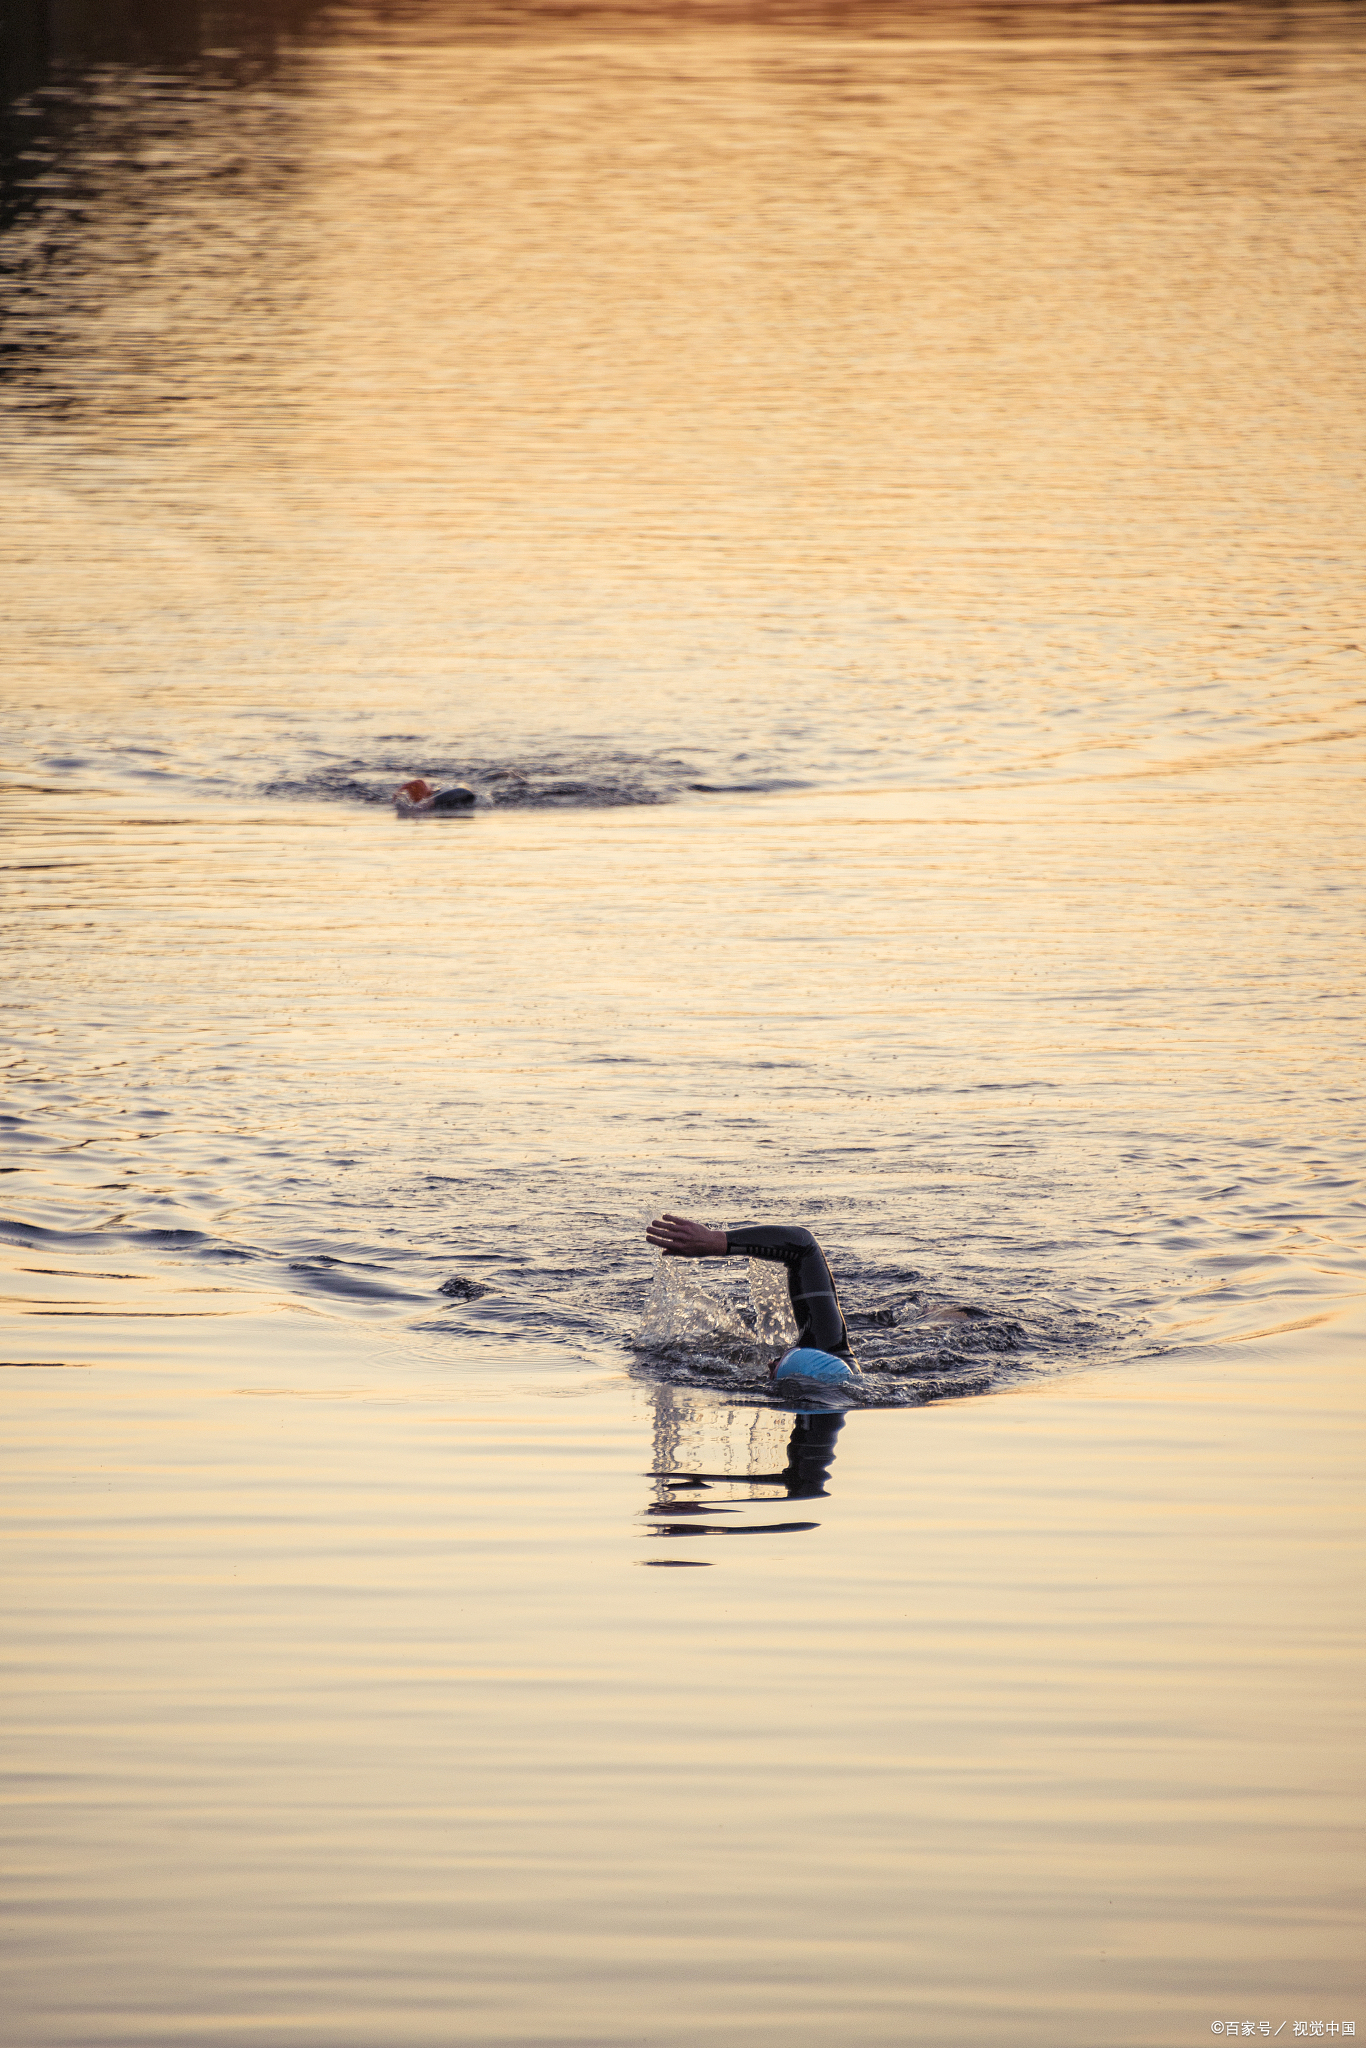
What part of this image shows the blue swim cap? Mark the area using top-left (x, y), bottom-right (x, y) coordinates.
top-left (773, 1348), bottom-right (856, 1385)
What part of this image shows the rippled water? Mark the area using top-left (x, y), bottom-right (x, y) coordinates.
top-left (2, 4), bottom-right (1363, 2043)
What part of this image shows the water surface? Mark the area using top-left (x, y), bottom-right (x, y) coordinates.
top-left (2, 3), bottom-right (1363, 2042)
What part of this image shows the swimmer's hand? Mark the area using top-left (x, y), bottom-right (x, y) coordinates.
top-left (646, 1214), bottom-right (728, 1259)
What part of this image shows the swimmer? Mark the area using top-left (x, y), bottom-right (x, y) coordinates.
top-left (645, 1213), bottom-right (861, 1385)
top-left (393, 777), bottom-right (476, 814)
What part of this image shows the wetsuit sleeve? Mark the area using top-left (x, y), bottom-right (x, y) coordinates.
top-left (724, 1224), bottom-right (852, 1359)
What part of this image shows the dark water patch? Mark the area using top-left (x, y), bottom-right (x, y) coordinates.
top-left (631, 1348), bottom-right (1000, 1411)
top-left (647, 1520), bottom-right (819, 1538)
top-left (286, 1255), bottom-right (391, 1271)
top-left (20, 1267), bottom-right (144, 1279)
top-left (643, 1501), bottom-right (739, 1518)
top-left (0, 1217), bottom-right (117, 1250)
top-left (260, 773), bottom-right (393, 808)
top-left (688, 778), bottom-right (812, 794)
top-left (438, 1275), bottom-right (491, 1300)
top-left (631, 1251), bottom-right (1130, 1409)
top-left (258, 751), bottom-right (685, 812)
top-left (287, 1257), bottom-right (426, 1303)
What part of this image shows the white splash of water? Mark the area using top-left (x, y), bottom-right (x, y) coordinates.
top-left (636, 1258), bottom-right (752, 1349)
top-left (634, 1256), bottom-right (798, 1356)
top-left (747, 1259), bottom-right (798, 1351)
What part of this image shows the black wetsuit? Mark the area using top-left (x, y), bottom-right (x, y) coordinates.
top-left (724, 1224), bottom-right (856, 1365)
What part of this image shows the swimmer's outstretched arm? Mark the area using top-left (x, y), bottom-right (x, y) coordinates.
top-left (645, 1214), bottom-right (728, 1258)
top-left (645, 1213), bottom-right (854, 1361)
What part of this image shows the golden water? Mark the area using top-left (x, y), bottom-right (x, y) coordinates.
top-left (1, 4), bottom-right (1363, 2043)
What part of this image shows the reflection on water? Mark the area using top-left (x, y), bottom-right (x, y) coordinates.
top-left (643, 1383), bottom-right (845, 1558)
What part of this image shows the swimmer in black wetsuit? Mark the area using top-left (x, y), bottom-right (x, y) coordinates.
top-left (645, 1214), bottom-right (860, 1375)
top-left (393, 777), bottom-right (476, 813)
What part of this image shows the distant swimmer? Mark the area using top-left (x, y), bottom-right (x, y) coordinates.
top-left (645, 1213), bottom-right (861, 1387)
top-left (393, 777), bottom-right (476, 814)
